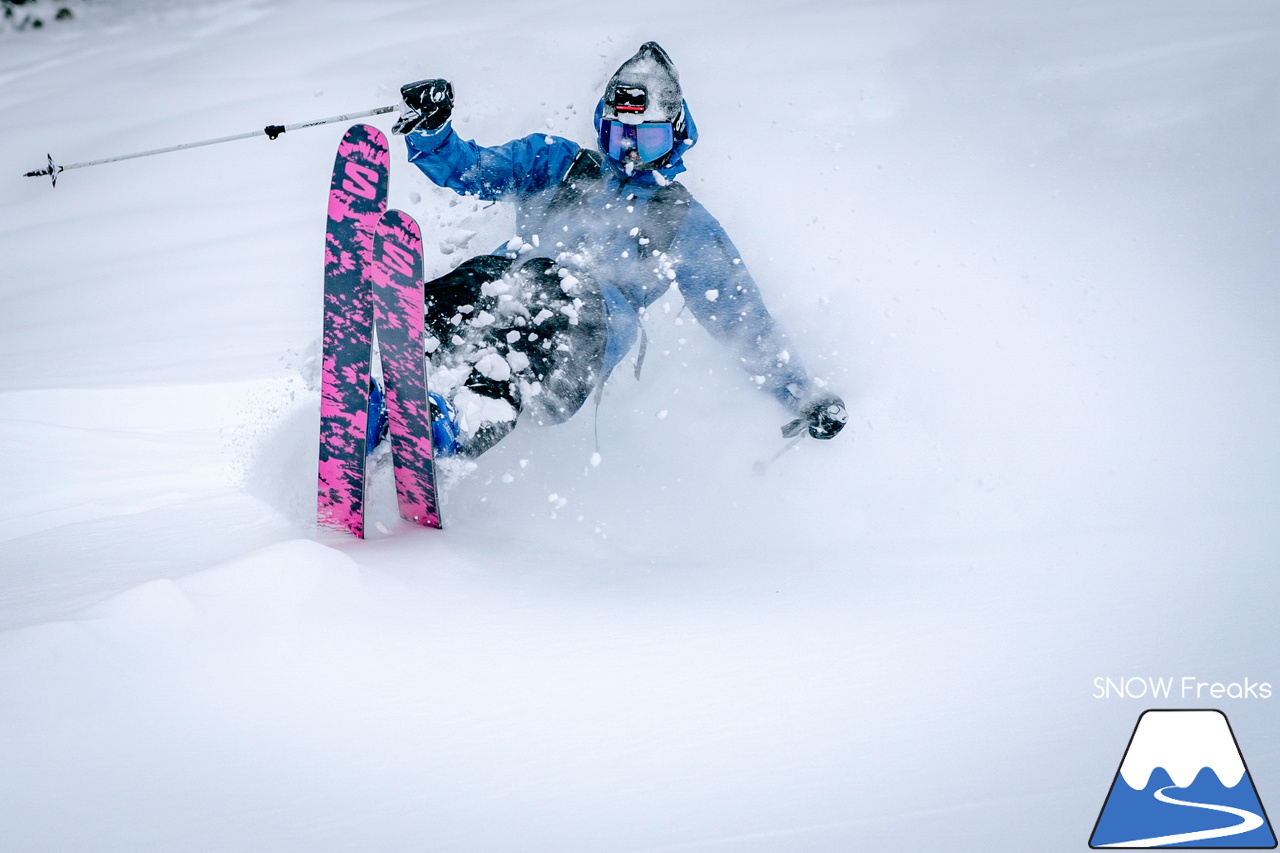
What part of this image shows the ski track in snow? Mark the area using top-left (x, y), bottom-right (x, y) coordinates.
top-left (2, 0), bottom-right (1280, 851)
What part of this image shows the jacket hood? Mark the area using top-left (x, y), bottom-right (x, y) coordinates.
top-left (594, 42), bottom-right (698, 183)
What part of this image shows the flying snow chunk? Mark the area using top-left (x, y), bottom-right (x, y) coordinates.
top-left (453, 387), bottom-right (516, 432)
top-left (475, 353), bottom-right (512, 381)
top-left (507, 351), bottom-right (530, 372)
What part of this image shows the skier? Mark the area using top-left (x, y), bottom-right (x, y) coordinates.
top-left (392, 42), bottom-right (846, 457)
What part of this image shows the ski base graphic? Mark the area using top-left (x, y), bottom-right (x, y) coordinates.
top-left (371, 209), bottom-right (441, 529)
top-left (317, 124), bottom-right (441, 537)
top-left (318, 124), bottom-right (388, 539)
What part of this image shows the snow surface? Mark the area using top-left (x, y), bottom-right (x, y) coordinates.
top-left (2, 1), bottom-right (1280, 850)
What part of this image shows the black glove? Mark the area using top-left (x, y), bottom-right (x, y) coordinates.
top-left (782, 393), bottom-right (847, 440)
top-left (392, 79), bottom-right (454, 135)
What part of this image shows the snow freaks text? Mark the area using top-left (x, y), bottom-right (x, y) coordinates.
top-left (1092, 676), bottom-right (1273, 700)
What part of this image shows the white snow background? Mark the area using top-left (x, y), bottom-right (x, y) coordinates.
top-left (2, 1), bottom-right (1279, 850)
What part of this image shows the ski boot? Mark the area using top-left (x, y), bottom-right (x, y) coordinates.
top-left (366, 376), bottom-right (389, 455)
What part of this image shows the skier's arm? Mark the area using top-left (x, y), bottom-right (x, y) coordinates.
top-left (669, 201), bottom-right (815, 415)
top-left (404, 123), bottom-right (580, 201)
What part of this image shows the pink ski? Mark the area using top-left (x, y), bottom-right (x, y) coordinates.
top-left (317, 124), bottom-right (388, 538)
top-left (371, 209), bottom-right (442, 528)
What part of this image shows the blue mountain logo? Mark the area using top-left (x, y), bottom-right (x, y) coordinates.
top-left (1091, 710), bottom-right (1276, 848)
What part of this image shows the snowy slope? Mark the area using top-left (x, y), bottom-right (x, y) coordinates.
top-left (2, 1), bottom-right (1279, 850)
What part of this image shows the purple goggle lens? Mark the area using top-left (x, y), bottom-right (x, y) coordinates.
top-left (599, 119), bottom-right (675, 164)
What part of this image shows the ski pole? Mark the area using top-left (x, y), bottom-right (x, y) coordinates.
top-left (753, 434), bottom-right (805, 475)
top-left (21, 104), bottom-right (397, 187)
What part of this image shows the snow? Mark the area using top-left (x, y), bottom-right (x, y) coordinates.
top-left (452, 385), bottom-right (515, 432)
top-left (2, 0), bottom-right (1280, 850)
top-left (474, 351), bottom-right (512, 382)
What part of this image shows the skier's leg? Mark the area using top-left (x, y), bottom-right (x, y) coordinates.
top-left (423, 254), bottom-right (514, 347)
top-left (423, 254), bottom-right (523, 457)
top-left (423, 254), bottom-right (608, 456)
top-left (504, 257), bottom-right (607, 426)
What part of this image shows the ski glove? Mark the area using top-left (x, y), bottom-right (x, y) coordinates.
top-left (392, 79), bottom-right (454, 135)
top-left (782, 393), bottom-right (847, 440)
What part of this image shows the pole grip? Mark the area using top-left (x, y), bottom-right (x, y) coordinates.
top-left (21, 155), bottom-right (61, 186)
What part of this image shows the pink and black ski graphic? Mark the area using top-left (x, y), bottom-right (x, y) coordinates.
top-left (370, 210), bottom-right (442, 529)
top-left (317, 124), bottom-right (388, 538)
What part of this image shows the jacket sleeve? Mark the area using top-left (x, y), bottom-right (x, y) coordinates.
top-left (669, 200), bottom-right (812, 414)
top-left (404, 122), bottom-right (581, 200)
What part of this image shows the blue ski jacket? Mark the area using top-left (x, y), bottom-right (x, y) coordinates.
top-left (404, 100), bottom-right (812, 413)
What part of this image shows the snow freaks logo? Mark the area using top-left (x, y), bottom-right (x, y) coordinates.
top-left (1089, 710), bottom-right (1277, 848)
top-left (1093, 676), bottom-right (1273, 701)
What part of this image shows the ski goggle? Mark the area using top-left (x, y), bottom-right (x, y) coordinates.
top-left (598, 119), bottom-right (675, 164)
